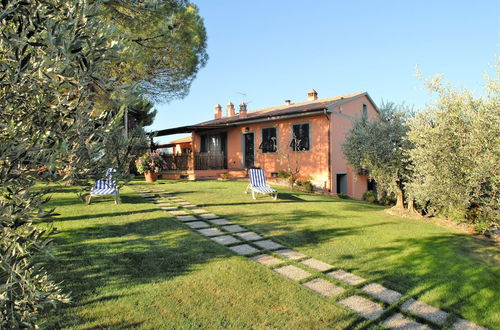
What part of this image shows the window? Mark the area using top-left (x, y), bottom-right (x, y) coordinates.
top-left (290, 123), bottom-right (310, 151)
top-left (200, 133), bottom-right (226, 153)
top-left (362, 104), bottom-right (368, 120)
top-left (259, 127), bottom-right (277, 153)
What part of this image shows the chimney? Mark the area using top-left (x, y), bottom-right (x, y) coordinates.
top-left (226, 101), bottom-right (235, 117)
top-left (239, 102), bottom-right (247, 118)
top-left (214, 104), bottom-right (222, 119)
top-left (307, 89), bottom-right (318, 101)
top-left (285, 100), bottom-right (292, 105)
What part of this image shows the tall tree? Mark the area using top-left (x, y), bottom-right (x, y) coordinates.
top-left (100, 0), bottom-right (208, 101)
top-left (343, 103), bottom-right (413, 209)
top-left (407, 73), bottom-right (499, 231)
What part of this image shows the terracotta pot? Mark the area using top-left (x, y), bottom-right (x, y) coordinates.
top-left (144, 171), bottom-right (158, 182)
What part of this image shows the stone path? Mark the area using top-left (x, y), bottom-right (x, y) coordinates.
top-left (135, 187), bottom-right (488, 330)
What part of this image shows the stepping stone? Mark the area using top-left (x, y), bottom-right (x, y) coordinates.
top-left (170, 199), bottom-right (184, 202)
top-left (383, 313), bottom-right (430, 329)
top-left (199, 214), bottom-right (219, 219)
top-left (300, 258), bottom-right (333, 272)
top-left (452, 318), bottom-right (487, 330)
top-left (176, 215), bottom-right (198, 222)
top-left (275, 249), bottom-right (307, 260)
top-left (211, 235), bottom-right (241, 246)
top-left (177, 201), bottom-right (190, 205)
top-left (327, 270), bottom-right (365, 285)
top-left (184, 221), bottom-right (210, 229)
top-left (221, 225), bottom-right (246, 233)
top-left (168, 210), bottom-right (188, 216)
top-left (181, 205), bottom-right (197, 209)
top-left (208, 218), bottom-right (232, 225)
top-left (192, 209), bottom-right (208, 214)
top-left (253, 239), bottom-right (283, 250)
top-left (235, 231), bottom-right (262, 241)
top-left (155, 203), bottom-right (172, 207)
top-left (159, 193), bottom-right (172, 197)
top-left (361, 283), bottom-right (402, 304)
top-left (339, 295), bottom-right (384, 320)
top-left (302, 278), bottom-right (345, 297)
top-left (161, 206), bottom-right (178, 211)
top-left (251, 254), bottom-right (284, 266)
top-left (401, 298), bottom-right (448, 325)
top-left (197, 228), bottom-right (223, 237)
top-left (229, 244), bottom-right (260, 255)
top-left (274, 265), bottom-right (311, 281)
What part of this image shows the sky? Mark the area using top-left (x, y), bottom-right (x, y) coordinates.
top-left (149, 0), bottom-right (499, 144)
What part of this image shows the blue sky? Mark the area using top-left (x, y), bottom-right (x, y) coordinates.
top-left (150, 0), bottom-right (499, 143)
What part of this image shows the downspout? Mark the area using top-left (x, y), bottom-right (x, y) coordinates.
top-left (324, 108), bottom-right (331, 192)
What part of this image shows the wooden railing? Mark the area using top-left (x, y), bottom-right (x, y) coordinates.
top-left (194, 152), bottom-right (226, 170)
top-left (161, 152), bottom-right (226, 171)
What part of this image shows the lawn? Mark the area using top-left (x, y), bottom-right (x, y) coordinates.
top-left (39, 180), bottom-right (499, 329)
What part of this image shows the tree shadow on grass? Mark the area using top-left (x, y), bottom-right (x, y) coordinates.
top-left (39, 216), bottom-right (232, 328)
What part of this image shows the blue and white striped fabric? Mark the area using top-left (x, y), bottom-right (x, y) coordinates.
top-left (246, 168), bottom-right (277, 199)
top-left (89, 169), bottom-right (119, 204)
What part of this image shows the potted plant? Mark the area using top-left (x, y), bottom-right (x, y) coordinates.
top-left (135, 152), bottom-right (165, 182)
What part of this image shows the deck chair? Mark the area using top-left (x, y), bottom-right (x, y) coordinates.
top-left (245, 168), bottom-right (278, 200)
top-left (88, 168), bottom-right (119, 204)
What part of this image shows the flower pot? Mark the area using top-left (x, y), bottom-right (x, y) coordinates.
top-left (144, 171), bottom-right (158, 182)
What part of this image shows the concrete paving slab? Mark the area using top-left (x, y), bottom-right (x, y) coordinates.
top-left (181, 205), bottom-right (197, 209)
top-left (273, 265), bottom-right (311, 281)
top-left (211, 235), bottom-right (241, 246)
top-left (452, 318), bottom-right (487, 330)
top-left (253, 239), bottom-right (283, 250)
top-left (221, 225), bottom-right (246, 233)
top-left (300, 258), bottom-right (334, 272)
top-left (401, 298), bottom-right (448, 325)
top-left (361, 283), bottom-right (403, 304)
top-left (208, 218), bottom-right (232, 225)
top-left (339, 295), bottom-right (384, 320)
top-left (229, 244), bottom-right (260, 255)
top-left (177, 201), bottom-right (190, 205)
top-left (184, 221), bottom-right (210, 229)
top-left (236, 231), bottom-right (263, 241)
top-left (161, 206), bottom-right (178, 211)
top-left (383, 313), bottom-right (430, 329)
top-left (274, 249), bottom-right (307, 260)
top-left (155, 203), bottom-right (172, 207)
top-left (251, 254), bottom-right (284, 266)
top-left (327, 269), bottom-right (366, 285)
top-left (197, 228), bottom-right (223, 237)
top-left (176, 215), bottom-right (198, 222)
top-left (168, 210), bottom-right (188, 215)
top-left (199, 214), bottom-right (219, 219)
top-left (192, 209), bottom-right (209, 214)
top-left (302, 278), bottom-right (345, 297)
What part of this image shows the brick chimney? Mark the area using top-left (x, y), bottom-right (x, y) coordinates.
top-left (285, 100), bottom-right (292, 105)
top-left (214, 104), bottom-right (222, 119)
top-left (307, 89), bottom-right (318, 101)
top-left (239, 102), bottom-right (247, 118)
top-left (226, 101), bottom-right (235, 117)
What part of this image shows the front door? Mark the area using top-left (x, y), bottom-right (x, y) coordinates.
top-left (243, 133), bottom-right (254, 168)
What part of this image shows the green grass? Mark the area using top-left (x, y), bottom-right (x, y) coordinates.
top-left (39, 180), bottom-right (499, 329)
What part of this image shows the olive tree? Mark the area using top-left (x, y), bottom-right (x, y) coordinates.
top-left (0, 0), bottom-right (122, 326)
top-left (343, 103), bottom-right (414, 209)
top-left (407, 73), bottom-right (499, 232)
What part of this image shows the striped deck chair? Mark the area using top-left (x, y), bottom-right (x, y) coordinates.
top-left (88, 168), bottom-right (119, 204)
top-left (245, 168), bottom-right (278, 200)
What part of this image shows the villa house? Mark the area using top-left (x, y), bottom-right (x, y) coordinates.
top-left (154, 90), bottom-right (378, 199)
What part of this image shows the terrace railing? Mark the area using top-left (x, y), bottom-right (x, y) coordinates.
top-left (160, 152), bottom-right (227, 171)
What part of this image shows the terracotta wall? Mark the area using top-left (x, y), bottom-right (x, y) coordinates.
top-left (329, 95), bottom-right (378, 199)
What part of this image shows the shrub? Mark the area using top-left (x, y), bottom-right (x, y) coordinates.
top-left (337, 192), bottom-right (350, 199)
top-left (135, 152), bottom-right (165, 174)
top-left (362, 191), bottom-right (377, 203)
top-left (220, 172), bottom-right (231, 181)
top-left (295, 178), bottom-right (313, 192)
